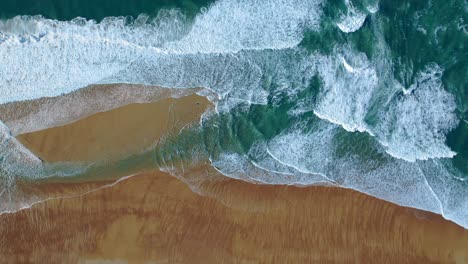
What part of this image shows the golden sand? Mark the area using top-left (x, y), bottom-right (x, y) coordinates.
top-left (16, 93), bottom-right (211, 162)
top-left (0, 171), bottom-right (467, 263)
top-left (1, 86), bottom-right (467, 263)
top-left (0, 84), bottom-right (210, 136)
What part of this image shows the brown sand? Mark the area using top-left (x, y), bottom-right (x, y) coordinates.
top-left (0, 170), bottom-right (467, 264)
top-left (0, 84), bottom-right (212, 135)
top-left (2, 88), bottom-right (468, 263)
top-left (16, 93), bottom-right (212, 162)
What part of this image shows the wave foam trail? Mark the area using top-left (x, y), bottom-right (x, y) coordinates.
top-left (266, 122), bottom-right (338, 179)
top-left (0, 0), bottom-right (323, 104)
top-left (168, 0), bottom-right (323, 53)
top-left (375, 65), bottom-right (459, 161)
top-left (211, 151), bottom-right (329, 185)
top-left (214, 117), bottom-right (467, 227)
top-left (106, 48), bottom-right (318, 112)
top-left (336, 0), bottom-right (367, 33)
top-left (418, 160), bottom-right (468, 227)
top-left (0, 120), bottom-right (88, 212)
top-left (312, 47), bottom-right (458, 162)
top-left (0, 121), bottom-right (43, 211)
top-left (0, 121), bottom-right (43, 176)
top-left (314, 48), bottom-right (378, 133)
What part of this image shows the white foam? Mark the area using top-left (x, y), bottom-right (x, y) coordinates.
top-left (0, 20), bottom-right (141, 103)
top-left (375, 64), bottom-right (459, 161)
top-left (341, 57), bottom-right (356, 73)
top-left (0, 120), bottom-right (90, 210)
top-left (418, 160), bottom-right (468, 227)
top-left (336, 0), bottom-right (367, 33)
top-left (0, 13), bottom-right (193, 105)
top-left (249, 142), bottom-right (332, 183)
top-left (0, 121), bottom-right (42, 171)
top-left (312, 46), bottom-right (458, 162)
top-left (266, 122), bottom-right (337, 178)
top-left (0, 120), bottom-right (43, 212)
top-left (0, 11), bottom-right (189, 48)
top-left (314, 48), bottom-right (378, 133)
top-left (101, 48), bottom-right (317, 113)
top-left (211, 151), bottom-right (329, 185)
top-left (0, 0), bottom-right (323, 105)
top-left (168, 0), bottom-right (323, 53)
top-left (367, 4), bottom-right (379, 14)
top-left (230, 119), bottom-right (467, 228)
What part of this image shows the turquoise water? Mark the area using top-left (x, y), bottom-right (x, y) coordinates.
top-left (0, 0), bottom-right (467, 228)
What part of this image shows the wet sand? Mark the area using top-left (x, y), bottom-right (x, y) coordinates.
top-left (1, 86), bottom-right (467, 263)
top-left (16, 92), bottom-right (212, 162)
top-left (0, 84), bottom-right (213, 136)
top-left (1, 170), bottom-right (468, 263)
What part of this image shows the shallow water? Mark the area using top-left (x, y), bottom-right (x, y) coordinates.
top-left (0, 0), bottom-right (467, 228)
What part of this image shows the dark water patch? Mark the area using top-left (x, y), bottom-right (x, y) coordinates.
top-left (447, 120), bottom-right (468, 177)
top-left (379, 0), bottom-right (467, 107)
top-left (0, 0), bottom-right (214, 21)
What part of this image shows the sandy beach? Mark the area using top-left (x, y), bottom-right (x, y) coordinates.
top-left (15, 89), bottom-right (212, 162)
top-left (1, 170), bottom-right (467, 263)
top-left (0, 86), bottom-right (467, 263)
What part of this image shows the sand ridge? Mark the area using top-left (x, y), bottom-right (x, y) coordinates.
top-left (16, 92), bottom-right (212, 162)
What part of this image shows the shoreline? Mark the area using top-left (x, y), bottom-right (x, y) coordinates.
top-left (1, 84), bottom-right (467, 262)
top-left (8, 86), bottom-right (467, 230)
top-left (1, 170), bottom-right (467, 263)
top-left (1, 85), bottom-right (213, 214)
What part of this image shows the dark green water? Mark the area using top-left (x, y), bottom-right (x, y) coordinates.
top-left (0, 0), bottom-right (213, 21)
top-left (0, 0), bottom-right (467, 228)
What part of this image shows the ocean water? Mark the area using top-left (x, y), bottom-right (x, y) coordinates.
top-left (0, 0), bottom-right (467, 227)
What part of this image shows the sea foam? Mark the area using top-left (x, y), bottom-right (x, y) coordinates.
top-left (375, 64), bottom-right (459, 162)
top-left (312, 47), bottom-right (458, 162)
top-left (314, 49), bottom-right (378, 133)
top-left (0, 0), bottom-right (323, 105)
top-left (0, 121), bottom-right (43, 212)
top-left (336, 0), bottom-right (367, 33)
top-left (211, 119), bottom-right (468, 228)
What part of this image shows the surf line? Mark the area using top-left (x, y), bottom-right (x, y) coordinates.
top-left (0, 172), bottom-right (145, 216)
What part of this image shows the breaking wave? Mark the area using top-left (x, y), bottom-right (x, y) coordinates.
top-left (336, 0), bottom-right (367, 33)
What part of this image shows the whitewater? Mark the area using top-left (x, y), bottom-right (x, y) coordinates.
top-left (0, 0), bottom-right (467, 229)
